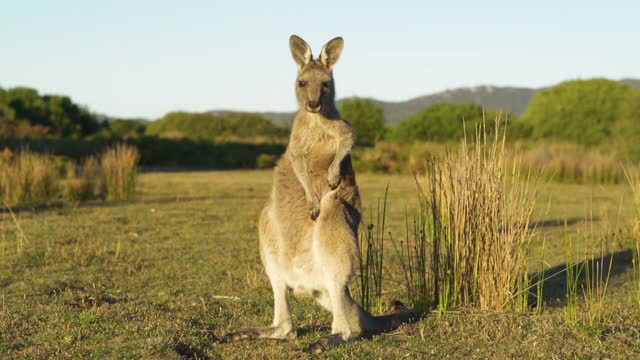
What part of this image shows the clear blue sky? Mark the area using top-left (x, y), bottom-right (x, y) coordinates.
top-left (1, 0), bottom-right (638, 119)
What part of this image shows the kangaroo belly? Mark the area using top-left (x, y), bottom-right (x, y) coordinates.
top-left (267, 154), bottom-right (361, 289)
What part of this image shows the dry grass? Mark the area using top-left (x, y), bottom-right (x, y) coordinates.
top-left (0, 148), bottom-right (64, 206)
top-left (64, 156), bottom-right (106, 201)
top-left (0, 170), bottom-right (638, 358)
top-left (625, 166), bottom-right (640, 305)
top-left (519, 142), bottom-right (626, 184)
top-left (100, 144), bottom-right (140, 201)
top-left (399, 119), bottom-right (540, 311)
top-left (355, 141), bottom-right (629, 185)
top-left (1, 145), bottom-right (140, 205)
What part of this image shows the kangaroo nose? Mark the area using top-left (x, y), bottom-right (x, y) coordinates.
top-left (308, 100), bottom-right (320, 108)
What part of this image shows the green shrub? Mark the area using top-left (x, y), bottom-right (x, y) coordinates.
top-left (339, 98), bottom-right (386, 146)
top-left (108, 119), bottom-right (147, 138)
top-left (614, 90), bottom-right (640, 161)
top-left (0, 137), bottom-right (287, 169)
top-left (391, 103), bottom-right (503, 143)
top-left (0, 86), bottom-right (102, 138)
top-left (256, 153), bottom-right (278, 169)
top-left (145, 111), bottom-right (287, 141)
top-left (519, 78), bottom-right (639, 146)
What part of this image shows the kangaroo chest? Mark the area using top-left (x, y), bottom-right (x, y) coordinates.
top-left (292, 121), bottom-right (340, 168)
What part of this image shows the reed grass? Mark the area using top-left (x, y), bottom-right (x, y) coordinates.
top-left (625, 166), bottom-right (640, 305)
top-left (565, 234), bottom-right (581, 327)
top-left (535, 238), bottom-right (546, 314)
top-left (356, 185), bottom-right (388, 315)
top-left (392, 204), bottom-right (431, 313)
top-left (1, 145), bottom-right (139, 205)
top-left (582, 252), bottom-right (613, 327)
top-left (393, 117), bottom-right (541, 312)
top-left (0, 148), bottom-right (63, 206)
top-left (440, 119), bottom-right (537, 310)
top-left (100, 143), bottom-right (140, 201)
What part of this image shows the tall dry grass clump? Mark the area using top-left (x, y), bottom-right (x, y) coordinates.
top-left (1, 145), bottom-right (140, 205)
top-left (399, 118), bottom-right (540, 312)
top-left (64, 156), bottom-right (107, 201)
top-left (101, 143), bottom-right (140, 201)
top-left (0, 148), bottom-right (63, 206)
top-left (625, 166), bottom-right (640, 305)
top-left (520, 143), bottom-right (624, 184)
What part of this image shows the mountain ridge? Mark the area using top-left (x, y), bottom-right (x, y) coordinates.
top-left (209, 78), bottom-right (640, 127)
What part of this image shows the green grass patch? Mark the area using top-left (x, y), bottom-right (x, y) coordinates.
top-left (0, 170), bottom-right (638, 358)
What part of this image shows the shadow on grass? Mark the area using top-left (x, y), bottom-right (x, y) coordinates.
top-left (173, 340), bottom-right (211, 360)
top-left (531, 216), bottom-right (597, 229)
top-left (530, 248), bottom-right (634, 308)
top-left (1, 195), bottom-right (213, 214)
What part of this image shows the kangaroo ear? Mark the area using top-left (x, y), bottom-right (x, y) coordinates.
top-left (289, 35), bottom-right (312, 70)
top-left (319, 37), bottom-right (344, 70)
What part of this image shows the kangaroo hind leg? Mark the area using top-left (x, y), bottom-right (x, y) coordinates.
top-left (221, 207), bottom-right (296, 342)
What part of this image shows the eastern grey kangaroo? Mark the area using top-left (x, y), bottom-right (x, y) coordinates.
top-left (222, 35), bottom-right (416, 354)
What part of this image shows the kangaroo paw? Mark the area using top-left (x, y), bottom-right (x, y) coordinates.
top-left (308, 199), bottom-right (320, 220)
top-left (327, 174), bottom-right (341, 190)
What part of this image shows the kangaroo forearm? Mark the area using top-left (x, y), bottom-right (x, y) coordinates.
top-left (330, 135), bottom-right (353, 171)
top-left (290, 154), bottom-right (315, 201)
top-left (331, 147), bottom-right (351, 170)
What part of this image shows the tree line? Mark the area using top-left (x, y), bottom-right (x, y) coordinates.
top-left (2, 78), bottom-right (640, 162)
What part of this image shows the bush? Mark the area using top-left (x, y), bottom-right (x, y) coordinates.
top-left (107, 119), bottom-right (147, 138)
top-left (0, 86), bottom-right (102, 138)
top-left (0, 137), bottom-right (287, 170)
top-left (145, 111), bottom-right (287, 142)
top-left (353, 141), bottom-right (410, 174)
top-left (256, 153), bottom-right (278, 169)
top-left (391, 103), bottom-right (503, 143)
top-left (614, 90), bottom-right (640, 162)
top-left (519, 78), bottom-right (639, 146)
top-left (338, 98), bottom-right (386, 146)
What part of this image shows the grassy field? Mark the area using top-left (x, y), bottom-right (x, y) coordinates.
top-left (1, 170), bottom-right (639, 358)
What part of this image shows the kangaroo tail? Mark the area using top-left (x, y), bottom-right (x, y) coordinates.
top-left (359, 300), bottom-right (422, 334)
top-left (367, 310), bottom-right (421, 333)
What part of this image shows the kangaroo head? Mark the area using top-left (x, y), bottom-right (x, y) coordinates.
top-left (289, 35), bottom-right (344, 114)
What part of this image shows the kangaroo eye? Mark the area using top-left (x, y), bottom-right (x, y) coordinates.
top-left (322, 82), bottom-right (331, 90)
top-left (298, 80), bottom-right (307, 87)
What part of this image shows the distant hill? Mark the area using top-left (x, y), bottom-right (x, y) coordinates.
top-left (622, 78), bottom-right (640, 90)
top-left (214, 78), bottom-right (640, 126)
top-left (378, 86), bottom-right (535, 123)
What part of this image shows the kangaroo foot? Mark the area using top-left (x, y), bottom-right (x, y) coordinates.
top-left (307, 333), bottom-right (350, 354)
top-left (220, 326), bottom-right (296, 343)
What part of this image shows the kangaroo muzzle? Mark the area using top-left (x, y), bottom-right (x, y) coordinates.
top-left (306, 100), bottom-right (322, 113)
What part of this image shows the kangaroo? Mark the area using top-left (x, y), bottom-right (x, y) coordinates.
top-left (221, 35), bottom-right (416, 354)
